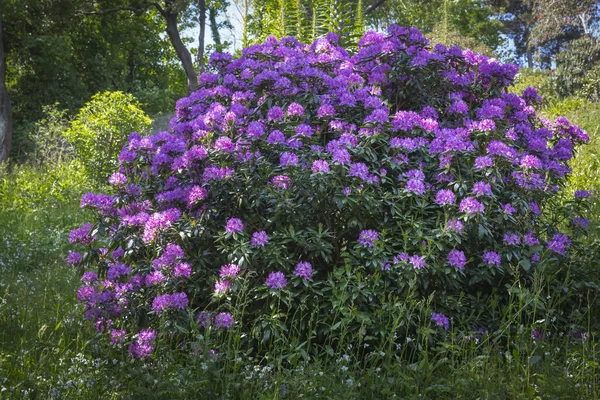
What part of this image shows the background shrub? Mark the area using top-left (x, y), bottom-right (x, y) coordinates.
top-left (63, 91), bottom-right (152, 184)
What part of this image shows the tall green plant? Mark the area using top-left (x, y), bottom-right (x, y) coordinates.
top-left (64, 91), bottom-right (152, 184)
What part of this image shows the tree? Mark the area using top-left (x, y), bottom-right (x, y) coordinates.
top-left (488, 0), bottom-right (537, 67)
top-left (75, 1), bottom-right (200, 93)
top-left (365, 0), bottom-right (503, 50)
top-left (0, 5), bottom-right (12, 162)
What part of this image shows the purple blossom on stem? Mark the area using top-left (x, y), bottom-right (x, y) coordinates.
top-left (294, 261), bottom-right (313, 280)
top-left (409, 255), bottom-right (426, 269)
top-left (459, 197), bottom-right (485, 214)
top-left (435, 189), bottom-right (455, 205)
top-left (431, 313), bottom-right (450, 330)
top-left (220, 264), bottom-right (240, 279)
top-left (358, 229), bottom-right (379, 247)
top-left (214, 280), bottom-right (231, 294)
top-left (251, 231), bottom-right (269, 247)
top-left (547, 233), bottom-right (570, 255)
top-left (448, 249), bottom-right (466, 270)
top-left (312, 160), bottom-right (330, 173)
top-left (483, 251), bottom-right (501, 266)
top-left (266, 271), bottom-right (287, 289)
top-left (214, 312), bottom-right (235, 328)
top-left (503, 233), bottom-right (520, 246)
top-left (271, 175), bottom-right (292, 189)
top-left (225, 218), bottom-right (244, 234)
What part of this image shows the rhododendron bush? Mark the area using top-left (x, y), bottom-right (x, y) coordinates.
top-left (68, 26), bottom-right (591, 359)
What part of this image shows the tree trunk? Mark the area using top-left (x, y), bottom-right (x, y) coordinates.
top-left (198, 0), bottom-right (206, 76)
top-left (209, 7), bottom-right (223, 52)
top-left (0, 7), bottom-right (12, 162)
top-left (164, 8), bottom-right (198, 93)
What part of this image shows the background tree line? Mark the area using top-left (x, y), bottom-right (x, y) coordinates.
top-left (0, 0), bottom-right (598, 163)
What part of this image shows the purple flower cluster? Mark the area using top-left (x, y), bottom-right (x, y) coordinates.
top-left (225, 218), bottom-right (244, 234)
top-left (251, 231), bottom-right (269, 247)
top-left (358, 230), bottom-right (379, 248)
top-left (447, 250), bottom-right (466, 270)
top-left (431, 313), bottom-right (450, 330)
top-left (294, 261), bottom-right (313, 280)
top-left (266, 271), bottom-right (287, 289)
top-left (128, 330), bottom-right (156, 359)
top-left (152, 292), bottom-right (189, 314)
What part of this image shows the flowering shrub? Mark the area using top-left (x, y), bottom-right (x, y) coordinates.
top-left (69, 26), bottom-right (591, 359)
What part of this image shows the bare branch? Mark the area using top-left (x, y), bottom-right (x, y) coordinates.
top-left (74, 2), bottom-right (164, 17)
top-left (365, 0), bottom-right (386, 15)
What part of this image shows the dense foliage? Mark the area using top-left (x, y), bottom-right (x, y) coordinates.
top-left (67, 26), bottom-right (593, 361)
top-left (63, 92), bottom-right (152, 184)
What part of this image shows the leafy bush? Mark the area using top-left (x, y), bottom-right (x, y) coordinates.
top-left (63, 91), bottom-right (152, 184)
top-left (554, 36), bottom-right (600, 102)
top-left (68, 26), bottom-right (592, 360)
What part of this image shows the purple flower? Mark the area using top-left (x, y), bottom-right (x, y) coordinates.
top-left (447, 249), bottom-right (466, 270)
top-left (287, 102), bottom-right (304, 117)
top-left (531, 253), bottom-right (540, 263)
top-left (435, 189), bottom-right (455, 205)
top-left (109, 172), bottom-right (127, 186)
top-left (473, 181), bottom-right (492, 196)
top-left (358, 229), bottom-right (379, 247)
top-left (225, 218), bottom-right (244, 234)
top-left (332, 149), bottom-right (351, 164)
top-left (431, 313), bottom-right (450, 330)
top-left (459, 197), bottom-right (485, 214)
top-left (409, 255), bottom-right (426, 269)
top-left (294, 261), bottom-right (313, 280)
top-left (342, 187), bottom-right (352, 196)
top-left (520, 154), bottom-right (542, 169)
top-left (267, 106), bottom-right (284, 121)
top-left (317, 104), bottom-right (336, 118)
top-left (214, 136), bottom-right (234, 152)
top-left (312, 160), bottom-right (330, 173)
top-left (317, 104), bottom-right (335, 118)
top-left (267, 130), bottom-right (285, 144)
top-left (575, 190), bottom-right (590, 199)
top-left (446, 219), bottom-right (465, 234)
top-left (214, 312), bottom-right (234, 328)
top-left (174, 262), bottom-right (192, 277)
top-left (406, 178), bottom-right (426, 194)
top-left (128, 337), bottom-right (154, 359)
top-left (532, 329), bottom-right (545, 340)
top-left (523, 232), bottom-right (540, 246)
top-left (393, 252), bottom-right (409, 264)
top-left (501, 203), bottom-right (516, 215)
top-left (529, 202), bottom-right (542, 215)
top-left (503, 233), bottom-right (520, 246)
top-left (145, 271), bottom-right (165, 286)
top-left (142, 209), bottom-right (181, 243)
top-left (483, 251), bottom-right (501, 266)
top-left (271, 175), bottom-right (292, 189)
top-left (474, 156), bottom-right (493, 169)
top-left (69, 223), bottom-right (95, 244)
top-left (266, 271), bottom-right (287, 289)
top-left (547, 233), bottom-right (570, 255)
top-left (81, 271), bottom-right (98, 283)
top-left (251, 231), bottom-right (269, 247)
top-left (280, 152), bottom-right (299, 166)
top-left (219, 264), bottom-right (240, 279)
top-left (572, 217), bottom-right (589, 229)
top-left (67, 252), bottom-right (83, 266)
top-left (110, 329), bottom-right (127, 344)
top-left (214, 279), bottom-right (231, 294)
top-left (349, 162), bottom-right (369, 180)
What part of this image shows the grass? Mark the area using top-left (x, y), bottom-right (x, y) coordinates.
top-left (0, 161), bottom-right (599, 399)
